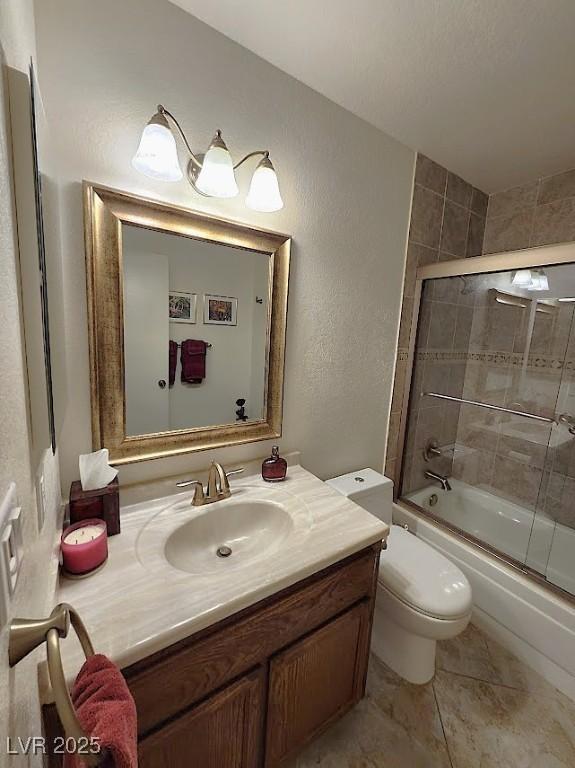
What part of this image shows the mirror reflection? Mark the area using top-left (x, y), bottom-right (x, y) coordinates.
top-left (122, 224), bottom-right (270, 435)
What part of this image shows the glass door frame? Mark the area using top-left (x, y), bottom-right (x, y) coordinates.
top-left (393, 240), bottom-right (575, 603)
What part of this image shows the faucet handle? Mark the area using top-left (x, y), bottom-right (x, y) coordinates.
top-left (175, 479), bottom-right (205, 506)
top-left (220, 467), bottom-right (244, 495)
top-left (176, 479), bottom-right (202, 488)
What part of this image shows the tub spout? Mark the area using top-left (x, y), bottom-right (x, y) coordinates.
top-left (425, 471), bottom-right (452, 491)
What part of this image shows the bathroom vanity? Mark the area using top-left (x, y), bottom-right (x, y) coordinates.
top-left (41, 463), bottom-right (387, 766)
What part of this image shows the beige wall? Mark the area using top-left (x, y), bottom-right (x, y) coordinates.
top-left (0, 0), bottom-right (62, 761)
top-left (33, 0), bottom-right (415, 491)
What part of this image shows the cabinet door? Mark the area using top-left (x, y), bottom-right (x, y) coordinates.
top-left (139, 667), bottom-right (265, 768)
top-left (265, 601), bottom-right (371, 766)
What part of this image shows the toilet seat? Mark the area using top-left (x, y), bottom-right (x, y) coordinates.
top-left (377, 525), bottom-right (471, 620)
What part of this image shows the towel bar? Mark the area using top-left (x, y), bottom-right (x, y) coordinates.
top-left (9, 603), bottom-right (100, 766)
top-left (423, 392), bottom-right (555, 424)
top-left (174, 341), bottom-right (212, 348)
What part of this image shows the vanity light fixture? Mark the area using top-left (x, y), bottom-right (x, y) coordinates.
top-left (132, 105), bottom-right (283, 212)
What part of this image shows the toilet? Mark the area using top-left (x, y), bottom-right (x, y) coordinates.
top-left (327, 468), bottom-right (472, 684)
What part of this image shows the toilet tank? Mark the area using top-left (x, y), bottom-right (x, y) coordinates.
top-left (326, 469), bottom-right (394, 525)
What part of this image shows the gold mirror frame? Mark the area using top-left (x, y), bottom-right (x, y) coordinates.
top-left (83, 182), bottom-right (290, 465)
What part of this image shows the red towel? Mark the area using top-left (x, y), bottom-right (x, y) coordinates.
top-left (168, 340), bottom-right (178, 386)
top-left (64, 654), bottom-right (137, 768)
top-left (181, 339), bottom-right (207, 384)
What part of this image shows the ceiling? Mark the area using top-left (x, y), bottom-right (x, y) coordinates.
top-left (169, 0), bottom-right (575, 193)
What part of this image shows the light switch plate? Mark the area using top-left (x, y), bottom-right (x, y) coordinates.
top-left (0, 483), bottom-right (23, 630)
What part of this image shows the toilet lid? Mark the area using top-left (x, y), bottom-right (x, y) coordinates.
top-left (378, 526), bottom-right (471, 619)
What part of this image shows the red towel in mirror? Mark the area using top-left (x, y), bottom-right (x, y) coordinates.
top-left (181, 339), bottom-right (207, 383)
top-left (169, 340), bottom-right (178, 386)
top-left (64, 654), bottom-right (137, 768)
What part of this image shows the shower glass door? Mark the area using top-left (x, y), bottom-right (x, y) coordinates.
top-left (532, 299), bottom-right (575, 596)
top-left (399, 260), bottom-right (575, 599)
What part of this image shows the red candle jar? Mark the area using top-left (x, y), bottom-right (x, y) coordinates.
top-left (61, 519), bottom-right (108, 576)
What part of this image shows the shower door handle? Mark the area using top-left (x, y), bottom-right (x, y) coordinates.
top-left (557, 414), bottom-right (575, 435)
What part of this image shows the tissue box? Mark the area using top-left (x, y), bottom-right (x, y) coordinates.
top-left (69, 477), bottom-right (120, 535)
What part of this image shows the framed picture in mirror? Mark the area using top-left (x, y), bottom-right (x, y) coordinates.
top-left (204, 294), bottom-right (237, 326)
top-left (169, 291), bottom-right (197, 324)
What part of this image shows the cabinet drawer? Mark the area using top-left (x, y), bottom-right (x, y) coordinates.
top-left (139, 667), bottom-right (265, 768)
top-left (127, 546), bottom-right (379, 734)
top-left (265, 601), bottom-right (371, 767)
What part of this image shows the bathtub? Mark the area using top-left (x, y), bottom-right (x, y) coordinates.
top-left (393, 480), bottom-right (575, 701)
top-left (407, 480), bottom-right (575, 595)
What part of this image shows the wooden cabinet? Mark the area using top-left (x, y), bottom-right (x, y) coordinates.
top-left (43, 544), bottom-right (381, 768)
top-left (266, 601), bottom-right (371, 766)
top-left (139, 668), bottom-right (265, 768)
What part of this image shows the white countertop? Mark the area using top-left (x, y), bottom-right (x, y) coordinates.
top-left (41, 462), bottom-right (387, 702)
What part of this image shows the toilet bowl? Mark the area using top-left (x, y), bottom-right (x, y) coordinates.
top-left (326, 469), bottom-right (472, 684)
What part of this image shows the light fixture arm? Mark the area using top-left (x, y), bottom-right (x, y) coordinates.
top-left (158, 105), bottom-right (271, 173)
top-left (158, 104), bottom-right (203, 170)
top-left (134, 105), bottom-right (283, 210)
top-left (233, 150), bottom-right (269, 170)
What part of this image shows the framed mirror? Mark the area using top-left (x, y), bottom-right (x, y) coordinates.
top-left (83, 183), bottom-right (290, 464)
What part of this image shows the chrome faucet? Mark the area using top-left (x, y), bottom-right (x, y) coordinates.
top-left (424, 470), bottom-right (452, 491)
top-left (176, 461), bottom-right (244, 506)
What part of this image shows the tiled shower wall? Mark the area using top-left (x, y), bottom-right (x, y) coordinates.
top-left (483, 168), bottom-right (575, 254)
top-left (387, 157), bottom-right (575, 530)
top-left (457, 168), bottom-right (575, 528)
top-left (385, 154), bottom-right (488, 483)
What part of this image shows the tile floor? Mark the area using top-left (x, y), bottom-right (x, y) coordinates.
top-left (288, 623), bottom-right (575, 768)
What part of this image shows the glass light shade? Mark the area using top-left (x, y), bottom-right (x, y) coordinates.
top-left (132, 114), bottom-right (183, 181)
top-left (512, 269), bottom-right (533, 287)
top-left (246, 156), bottom-right (283, 212)
top-left (195, 135), bottom-right (238, 198)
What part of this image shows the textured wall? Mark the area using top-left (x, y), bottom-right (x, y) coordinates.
top-left (0, 0), bottom-right (62, 761)
top-left (33, 0), bottom-right (415, 491)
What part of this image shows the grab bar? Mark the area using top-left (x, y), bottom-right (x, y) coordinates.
top-left (423, 392), bottom-right (555, 424)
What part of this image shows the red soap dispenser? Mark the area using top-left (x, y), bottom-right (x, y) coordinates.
top-left (262, 446), bottom-right (287, 482)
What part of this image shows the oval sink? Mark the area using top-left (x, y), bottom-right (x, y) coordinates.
top-left (164, 499), bottom-right (294, 575)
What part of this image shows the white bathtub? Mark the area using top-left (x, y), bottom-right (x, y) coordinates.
top-left (394, 480), bottom-right (575, 701)
top-left (407, 480), bottom-right (575, 595)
